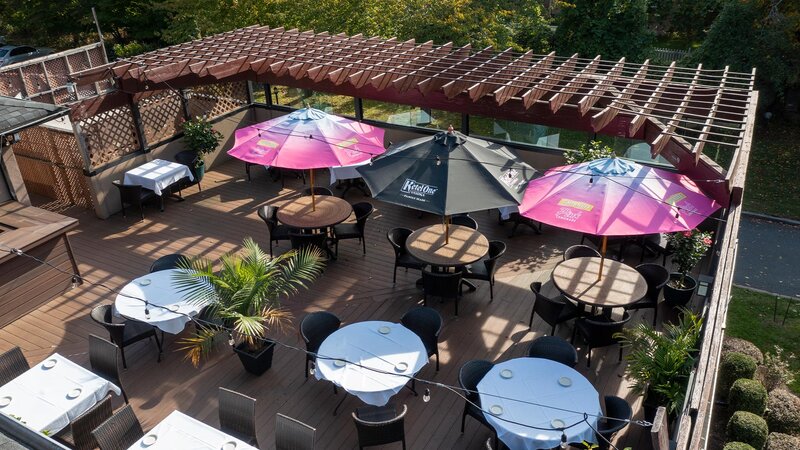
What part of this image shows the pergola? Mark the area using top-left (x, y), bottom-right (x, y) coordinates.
top-left (70, 26), bottom-right (758, 206)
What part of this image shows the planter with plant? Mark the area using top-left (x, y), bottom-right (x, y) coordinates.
top-left (181, 116), bottom-right (223, 181)
top-left (563, 140), bottom-right (615, 165)
top-left (664, 228), bottom-right (713, 307)
top-left (617, 309), bottom-right (703, 424)
top-left (173, 238), bottom-right (324, 375)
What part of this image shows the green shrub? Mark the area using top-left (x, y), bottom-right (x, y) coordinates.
top-left (727, 411), bottom-right (769, 450)
top-left (723, 337), bottom-right (764, 364)
top-left (723, 443), bottom-right (756, 450)
top-left (759, 346), bottom-right (796, 391)
top-left (765, 389), bottom-right (800, 434)
top-left (730, 379), bottom-right (768, 415)
top-left (720, 352), bottom-right (759, 398)
top-left (766, 432), bottom-right (800, 450)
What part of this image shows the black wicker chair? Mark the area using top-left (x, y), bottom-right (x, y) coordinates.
top-left (90, 304), bottom-right (161, 368)
top-left (89, 334), bottom-right (128, 403)
top-left (333, 202), bottom-right (374, 257)
top-left (0, 346), bottom-right (29, 386)
top-left (352, 403), bottom-right (407, 450)
top-left (303, 187), bottom-right (334, 197)
top-left (564, 244), bottom-right (601, 260)
top-left (112, 181), bottom-right (160, 221)
top-left (289, 232), bottom-right (330, 258)
top-left (572, 312), bottom-right (632, 368)
top-left (55, 396), bottom-right (113, 450)
top-left (525, 335), bottom-right (579, 368)
top-left (462, 240), bottom-right (506, 301)
top-left (276, 413), bottom-right (316, 450)
top-left (91, 405), bottom-right (144, 450)
top-left (422, 269), bottom-right (463, 316)
top-left (528, 282), bottom-right (584, 334)
top-left (595, 395), bottom-right (632, 450)
top-left (148, 253), bottom-right (190, 273)
top-left (458, 360), bottom-right (498, 448)
top-left (640, 233), bottom-right (674, 265)
top-left (300, 311), bottom-right (341, 378)
top-left (625, 263), bottom-right (670, 326)
top-left (451, 214), bottom-right (478, 230)
top-left (387, 228), bottom-right (426, 283)
top-left (258, 205), bottom-right (296, 257)
top-left (498, 210), bottom-right (541, 237)
top-left (401, 307), bottom-right (443, 371)
top-left (174, 150), bottom-right (202, 192)
top-left (219, 387), bottom-right (259, 446)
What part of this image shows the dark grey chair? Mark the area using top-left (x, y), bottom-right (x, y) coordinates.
top-left (451, 214), bottom-right (478, 230)
top-left (333, 202), bottom-right (374, 256)
top-left (300, 311), bottom-right (341, 378)
top-left (625, 263), bottom-right (670, 326)
top-left (386, 228), bottom-right (426, 283)
top-left (422, 269), bottom-right (463, 316)
top-left (219, 387), bottom-right (258, 447)
top-left (55, 396), bottom-right (113, 450)
top-left (596, 395), bottom-right (633, 450)
top-left (91, 405), bottom-right (144, 450)
top-left (352, 403), bottom-right (407, 450)
top-left (0, 346), bottom-right (29, 386)
top-left (401, 307), bottom-right (443, 371)
top-left (174, 150), bottom-right (203, 192)
top-left (528, 282), bottom-right (584, 334)
top-left (258, 205), bottom-right (296, 257)
top-left (564, 244), bottom-right (601, 260)
top-left (303, 187), bottom-right (333, 197)
top-left (113, 180), bottom-right (160, 221)
top-left (458, 360), bottom-right (498, 448)
top-left (276, 413), bottom-right (316, 450)
top-left (148, 253), bottom-right (190, 273)
top-left (462, 240), bottom-right (506, 301)
top-left (90, 304), bottom-right (161, 368)
top-left (89, 334), bottom-right (128, 403)
top-left (289, 232), bottom-right (330, 258)
top-left (573, 312), bottom-right (632, 368)
top-left (525, 335), bottom-right (579, 368)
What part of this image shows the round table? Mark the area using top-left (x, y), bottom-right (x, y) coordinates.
top-left (115, 269), bottom-right (208, 334)
top-left (315, 321), bottom-right (427, 406)
top-left (552, 257), bottom-right (647, 308)
top-left (477, 358), bottom-right (602, 450)
top-left (276, 196), bottom-right (353, 229)
top-left (406, 224), bottom-right (489, 267)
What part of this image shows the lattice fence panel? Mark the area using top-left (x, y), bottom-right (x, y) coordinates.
top-left (187, 81), bottom-right (248, 119)
top-left (20, 64), bottom-right (48, 95)
top-left (139, 90), bottom-right (185, 145)
top-left (44, 57), bottom-right (70, 87)
top-left (79, 105), bottom-right (140, 167)
top-left (87, 46), bottom-right (107, 67)
top-left (0, 71), bottom-right (26, 97)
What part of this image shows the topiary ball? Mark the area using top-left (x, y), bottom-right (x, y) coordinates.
top-left (723, 337), bottom-right (764, 364)
top-left (723, 442), bottom-right (756, 450)
top-left (720, 352), bottom-right (758, 398)
top-left (727, 411), bottom-right (769, 450)
top-left (730, 378), bottom-right (768, 415)
top-left (765, 389), bottom-right (800, 435)
top-left (766, 432), bottom-right (800, 450)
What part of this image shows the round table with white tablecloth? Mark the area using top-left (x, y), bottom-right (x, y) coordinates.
top-left (315, 321), bottom-right (427, 406)
top-left (477, 358), bottom-right (602, 450)
top-left (115, 269), bottom-right (208, 334)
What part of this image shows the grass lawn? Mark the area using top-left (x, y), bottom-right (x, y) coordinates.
top-left (726, 286), bottom-right (800, 394)
top-left (743, 119), bottom-right (800, 220)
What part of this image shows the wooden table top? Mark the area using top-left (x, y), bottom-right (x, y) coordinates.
top-left (406, 224), bottom-right (489, 267)
top-left (277, 196), bottom-right (353, 229)
top-left (551, 256), bottom-right (647, 308)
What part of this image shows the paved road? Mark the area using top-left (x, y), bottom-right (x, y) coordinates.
top-left (735, 214), bottom-right (800, 298)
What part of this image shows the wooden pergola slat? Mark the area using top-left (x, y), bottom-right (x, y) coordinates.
top-left (651, 64), bottom-right (704, 155)
top-left (590, 60), bottom-right (650, 131)
top-left (548, 55), bottom-right (601, 113)
top-left (492, 51), bottom-right (554, 106)
top-left (692, 66), bottom-right (729, 162)
top-left (577, 57), bottom-right (625, 115)
top-left (469, 50), bottom-right (532, 102)
top-left (628, 62), bottom-right (676, 136)
top-left (522, 53), bottom-right (578, 109)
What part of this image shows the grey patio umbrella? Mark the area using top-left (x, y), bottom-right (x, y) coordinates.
top-left (357, 128), bottom-right (538, 217)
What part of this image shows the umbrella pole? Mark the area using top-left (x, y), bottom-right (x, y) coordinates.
top-left (444, 216), bottom-right (450, 245)
top-left (597, 235), bottom-right (607, 282)
top-left (310, 168), bottom-right (316, 211)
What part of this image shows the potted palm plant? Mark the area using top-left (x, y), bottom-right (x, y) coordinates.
top-left (173, 238), bottom-right (324, 375)
top-left (180, 116), bottom-right (223, 181)
top-left (664, 229), bottom-right (713, 307)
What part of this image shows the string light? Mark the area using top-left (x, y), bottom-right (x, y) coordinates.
top-left (423, 388), bottom-right (431, 403)
top-left (560, 432), bottom-right (568, 449)
top-left (309, 361), bottom-right (316, 376)
top-left (71, 275), bottom-right (81, 289)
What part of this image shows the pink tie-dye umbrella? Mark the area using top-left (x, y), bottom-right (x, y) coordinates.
top-left (228, 107), bottom-right (385, 209)
top-left (518, 157), bottom-right (720, 279)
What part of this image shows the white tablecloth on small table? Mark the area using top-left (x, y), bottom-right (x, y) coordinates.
top-left (498, 205), bottom-right (519, 221)
top-left (0, 353), bottom-right (121, 433)
top-left (329, 159), bottom-right (370, 185)
top-left (477, 358), bottom-right (602, 450)
top-left (115, 269), bottom-right (209, 334)
top-left (128, 410), bottom-right (258, 450)
top-left (315, 321), bottom-right (427, 406)
top-left (123, 159), bottom-right (194, 196)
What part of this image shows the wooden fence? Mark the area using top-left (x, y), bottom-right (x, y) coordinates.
top-left (651, 47), bottom-right (692, 65)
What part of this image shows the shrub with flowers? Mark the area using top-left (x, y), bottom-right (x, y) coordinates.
top-left (563, 140), bottom-right (615, 165)
top-left (667, 228), bottom-right (713, 288)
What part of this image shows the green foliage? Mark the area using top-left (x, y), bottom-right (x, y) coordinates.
top-left (726, 411), bottom-right (769, 450)
top-left (744, 121), bottom-right (800, 221)
top-left (760, 346), bottom-right (797, 392)
top-left (111, 41), bottom-right (154, 58)
top-left (647, 0), bottom-right (724, 42)
top-left (720, 353), bottom-right (759, 399)
top-left (765, 389), bottom-right (800, 435)
top-left (563, 140), bottom-right (614, 165)
top-left (730, 379), bottom-right (768, 415)
top-left (766, 432), bottom-right (800, 450)
top-left (173, 237), bottom-right (324, 365)
top-left (723, 337), bottom-right (765, 365)
top-left (617, 309), bottom-right (702, 414)
top-left (182, 117), bottom-right (223, 166)
top-left (723, 443), bottom-right (757, 450)
top-left (667, 229), bottom-right (713, 287)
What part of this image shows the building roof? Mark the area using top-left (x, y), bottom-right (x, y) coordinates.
top-left (0, 95), bottom-right (69, 136)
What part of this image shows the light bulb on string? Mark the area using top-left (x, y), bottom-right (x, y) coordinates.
top-left (560, 432), bottom-right (567, 449)
top-left (228, 333), bottom-right (235, 346)
top-left (71, 275), bottom-right (80, 289)
top-left (435, 156), bottom-right (442, 167)
top-left (309, 361), bottom-right (316, 376)
top-left (423, 388), bottom-right (431, 403)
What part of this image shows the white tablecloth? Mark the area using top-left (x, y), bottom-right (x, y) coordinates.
top-left (329, 159), bottom-right (370, 185)
top-left (315, 321), bottom-right (427, 406)
top-left (0, 353), bottom-right (121, 433)
top-left (115, 269), bottom-right (209, 334)
top-left (123, 159), bottom-right (194, 196)
top-left (498, 205), bottom-right (519, 221)
top-left (128, 410), bottom-right (257, 450)
top-left (477, 358), bottom-right (602, 450)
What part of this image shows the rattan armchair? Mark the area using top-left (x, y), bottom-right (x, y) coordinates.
top-left (528, 282), bottom-right (585, 334)
top-left (462, 240), bottom-right (506, 301)
top-left (275, 413), bottom-right (316, 450)
top-left (90, 304), bottom-right (161, 368)
top-left (148, 253), bottom-right (190, 273)
top-left (219, 387), bottom-right (258, 446)
top-left (89, 334), bottom-right (128, 403)
top-left (352, 403), bottom-right (407, 449)
top-left (400, 307), bottom-right (443, 371)
top-left (422, 269), bottom-right (463, 316)
top-left (332, 202), bottom-right (374, 256)
top-left (300, 311), bottom-right (341, 379)
top-left (386, 228), bottom-right (426, 283)
top-left (525, 335), bottom-right (579, 368)
top-left (258, 205), bottom-right (296, 257)
top-left (458, 360), bottom-right (498, 448)
top-left (573, 312), bottom-right (632, 368)
top-left (451, 214), bottom-right (478, 230)
top-left (624, 263), bottom-right (669, 326)
top-left (595, 395), bottom-right (632, 450)
top-left (112, 180), bottom-right (160, 221)
top-left (0, 346), bottom-right (29, 386)
top-left (91, 405), bottom-right (144, 450)
top-left (302, 187), bottom-right (334, 197)
top-left (56, 396), bottom-right (113, 450)
top-left (564, 244), bottom-right (601, 260)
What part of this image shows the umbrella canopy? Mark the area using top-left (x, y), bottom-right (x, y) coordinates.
top-left (518, 157), bottom-right (721, 236)
top-left (357, 130), bottom-right (538, 216)
top-left (227, 107), bottom-right (385, 169)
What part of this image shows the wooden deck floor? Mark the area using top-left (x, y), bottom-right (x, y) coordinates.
top-left (3, 159), bottom-right (664, 449)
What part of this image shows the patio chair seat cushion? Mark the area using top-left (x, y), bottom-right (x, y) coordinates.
top-left (121, 320), bottom-right (156, 345)
top-left (397, 253), bottom-right (426, 268)
top-left (333, 223), bottom-right (360, 239)
top-left (462, 262), bottom-right (488, 278)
